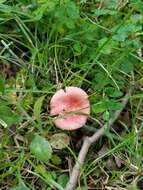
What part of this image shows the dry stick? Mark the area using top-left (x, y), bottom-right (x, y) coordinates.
top-left (65, 87), bottom-right (133, 190)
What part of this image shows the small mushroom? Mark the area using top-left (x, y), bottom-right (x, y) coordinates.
top-left (50, 87), bottom-right (90, 130)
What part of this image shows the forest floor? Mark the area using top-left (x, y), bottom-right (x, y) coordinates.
top-left (0, 1), bottom-right (143, 190)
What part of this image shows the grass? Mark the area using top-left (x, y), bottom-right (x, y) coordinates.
top-left (0, 0), bottom-right (143, 189)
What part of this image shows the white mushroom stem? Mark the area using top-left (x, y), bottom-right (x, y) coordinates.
top-left (65, 86), bottom-right (133, 190)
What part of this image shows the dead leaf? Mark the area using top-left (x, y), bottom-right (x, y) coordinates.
top-left (114, 155), bottom-right (123, 168)
top-left (50, 133), bottom-right (70, 149)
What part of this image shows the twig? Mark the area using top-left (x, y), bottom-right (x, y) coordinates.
top-left (65, 87), bottom-right (133, 190)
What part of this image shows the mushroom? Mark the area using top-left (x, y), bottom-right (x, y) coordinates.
top-left (50, 87), bottom-right (90, 130)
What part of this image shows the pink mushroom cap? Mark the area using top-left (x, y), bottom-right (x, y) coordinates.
top-left (50, 87), bottom-right (90, 130)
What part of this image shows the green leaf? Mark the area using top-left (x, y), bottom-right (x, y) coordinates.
top-left (10, 182), bottom-right (29, 190)
top-left (113, 33), bottom-right (127, 42)
top-left (94, 9), bottom-right (117, 16)
top-left (51, 154), bottom-right (62, 165)
top-left (0, 0), bottom-right (7, 3)
top-left (0, 105), bottom-right (20, 128)
top-left (130, 0), bottom-right (143, 13)
top-left (73, 42), bottom-right (81, 53)
top-left (121, 62), bottom-right (133, 73)
top-left (32, 1), bottom-right (56, 20)
top-left (103, 110), bottom-right (110, 121)
top-left (92, 71), bottom-right (110, 90)
top-left (92, 99), bottom-right (123, 113)
top-left (30, 134), bottom-right (53, 162)
top-left (34, 95), bottom-right (45, 120)
top-left (22, 93), bottom-right (33, 109)
top-left (112, 23), bottom-right (142, 34)
top-left (98, 37), bottom-right (118, 55)
top-left (92, 102), bottom-right (107, 113)
top-left (57, 174), bottom-right (69, 188)
top-left (105, 87), bottom-right (123, 97)
top-left (73, 42), bottom-right (82, 56)
top-left (131, 14), bottom-right (143, 22)
top-left (66, 1), bottom-right (79, 19)
top-left (35, 165), bottom-right (64, 190)
top-left (73, 42), bottom-right (87, 56)
top-left (121, 56), bottom-right (135, 73)
top-left (36, 164), bottom-right (48, 176)
top-left (124, 39), bottom-right (142, 49)
top-left (65, 17), bottom-right (75, 29)
top-left (105, 100), bottom-right (123, 110)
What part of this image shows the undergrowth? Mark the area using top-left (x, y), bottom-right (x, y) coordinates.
top-left (0, 0), bottom-right (143, 189)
